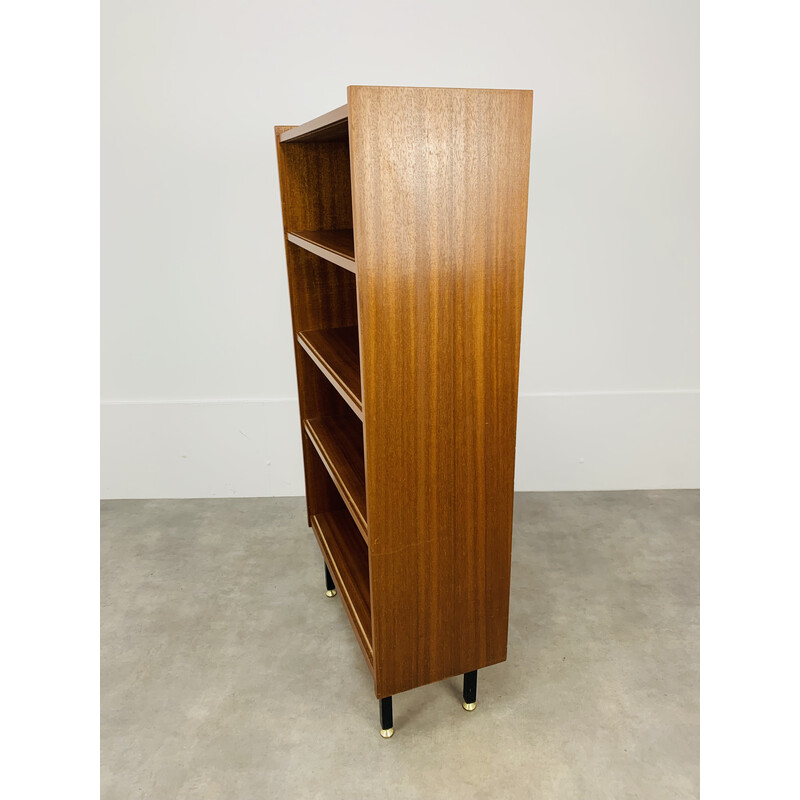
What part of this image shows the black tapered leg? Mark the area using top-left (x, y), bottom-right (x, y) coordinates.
top-left (379, 696), bottom-right (394, 738)
top-left (463, 670), bottom-right (478, 711)
top-left (324, 563), bottom-right (336, 597)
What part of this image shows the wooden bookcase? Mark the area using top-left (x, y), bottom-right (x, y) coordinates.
top-left (275, 86), bottom-right (533, 737)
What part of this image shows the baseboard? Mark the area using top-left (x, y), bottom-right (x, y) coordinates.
top-left (100, 391), bottom-right (699, 498)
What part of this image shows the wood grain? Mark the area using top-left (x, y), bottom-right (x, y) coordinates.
top-left (274, 126), bottom-right (352, 232)
top-left (297, 327), bottom-right (363, 419)
top-left (348, 86), bottom-right (533, 698)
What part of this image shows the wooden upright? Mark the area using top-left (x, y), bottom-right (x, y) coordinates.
top-left (275, 86), bottom-right (533, 736)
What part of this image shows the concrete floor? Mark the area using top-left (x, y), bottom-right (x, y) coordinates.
top-left (101, 491), bottom-right (699, 799)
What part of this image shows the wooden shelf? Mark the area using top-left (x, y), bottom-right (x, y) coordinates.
top-left (277, 86), bottom-right (533, 711)
top-left (298, 327), bottom-right (362, 419)
top-left (304, 416), bottom-right (367, 542)
top-left (311, 510), bottom-right (373, 667)
top-left (287, 230), bottom-right (355, 273)
top-left (279, 104), bottom-right (348, 143)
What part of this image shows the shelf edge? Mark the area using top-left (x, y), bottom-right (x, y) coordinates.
top-left (287, 232), bottom-right (356, 273)
top-left (297, 331), bottom-right (364, 421)
top-left (279, 104), bottom-right (348, 143)
top-left (304, 419), bottom-right (369, 544)
top-left (310, 513), bottom-right (374, 670)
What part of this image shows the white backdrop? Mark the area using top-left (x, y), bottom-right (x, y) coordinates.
top-left (101, 0), bottom-right (699, 498)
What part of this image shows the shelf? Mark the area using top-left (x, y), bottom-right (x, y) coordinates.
top-left (287, 230), bottom-right (355, 273)
top-left (311, 510), bottom-right (372, 666)
top-left (304, 416), bottom-right (367, 542)
top-left (298, 327), bottom-right (362, 419)
top-left (279, 104), bottom-right (348, 143)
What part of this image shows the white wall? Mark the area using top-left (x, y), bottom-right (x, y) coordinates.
top-left (101, 0), bottom-right (699, 498)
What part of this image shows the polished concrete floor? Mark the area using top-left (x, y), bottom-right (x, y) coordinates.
top-left (101, 491), bottom-right (699, 799)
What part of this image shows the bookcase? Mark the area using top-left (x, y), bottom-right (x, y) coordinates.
top-left (275, 86), bottom-right (533, 737)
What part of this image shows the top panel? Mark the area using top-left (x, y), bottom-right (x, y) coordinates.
top-left (279, 104), bottom-right (348, 143)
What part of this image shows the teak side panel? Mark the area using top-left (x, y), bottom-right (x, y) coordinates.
top-left (348, 87), bottom-right (533, 698)
top-left (275, 127), bottom-right (358, 524)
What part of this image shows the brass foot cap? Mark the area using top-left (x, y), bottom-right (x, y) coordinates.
top-left (325, 589), bottom-right (337, 597)
top-left (380, 727), bottom-right (394, 739)
top-left (462, 701), bottom-right (477, 712)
